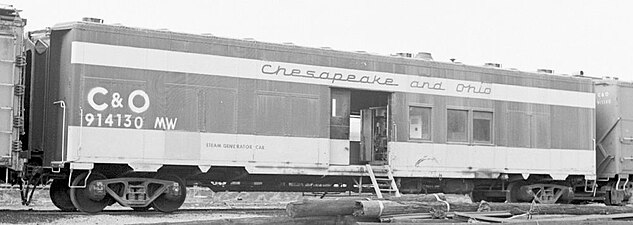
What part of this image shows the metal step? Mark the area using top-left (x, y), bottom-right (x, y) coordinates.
top-left (365, 164), bottom-right (401, 198)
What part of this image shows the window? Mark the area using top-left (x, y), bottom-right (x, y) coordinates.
top-left (331, 93), bottom-right (348, 118)
top-left (349, 115), bottom-right (361, 141)
top-left (332, 98), bottom-right (339, 117)
top-left (409, 107), bottom-right (431, 140)
top-left (473, 111), bottom-right (493, 143)
top-left (447, 109), bottom-right (468, 142)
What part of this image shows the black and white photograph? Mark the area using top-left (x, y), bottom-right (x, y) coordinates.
top-left (1, 0), bottom-right (633, 224)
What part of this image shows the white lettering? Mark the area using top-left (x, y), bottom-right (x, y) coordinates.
top-left (87, 87), bottom-right (108, 111)
top-left (84, 113), bottom-right (144, 129)
top-left (154, 117), bottom-right (178, 130)
top-left (128, 90), bottom-right (150, 113)
top-left (165, 117), bottom-right (178, 130)
top-left (154, 117), bottom-right (166, 130)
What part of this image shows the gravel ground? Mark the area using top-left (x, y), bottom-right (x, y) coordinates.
top-left (0, 210), bottom-right (285, 225)
top-left (0, 186), bottom-right (475, 224)
top-left (0, 186), bottom-right (300, 224)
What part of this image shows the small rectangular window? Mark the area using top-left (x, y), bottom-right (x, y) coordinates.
top-left (473, 111), bottom-right (493, 143)
top-left (350, 115), bottom-right (361, 141)
top-left (447, 109), bottom-right (468, 142)
top-left (409, 107), bottom-right (431, 140)
top-left (332, 98), bottom-right (337, 117)
top-left (331, 94), bottom-right (347, 118)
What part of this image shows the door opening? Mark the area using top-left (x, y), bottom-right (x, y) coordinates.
top-left (360, 107), bottom-right (388, 164)
top-left (330, 88), bottom-right (390, 165)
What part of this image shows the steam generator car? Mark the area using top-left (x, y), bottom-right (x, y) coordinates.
top-left (1, 5), bottom-right (631, 213)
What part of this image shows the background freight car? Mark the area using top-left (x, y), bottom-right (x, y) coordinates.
top-left (594, 79), bottom-right (633, 204)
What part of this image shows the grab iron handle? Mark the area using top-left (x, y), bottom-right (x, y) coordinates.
top-left (53, 100), bottom-right (67, 162)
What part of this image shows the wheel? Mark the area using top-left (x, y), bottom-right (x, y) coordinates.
top-left (507, 181), bottom-right (532, 202)
top-left (49, 178), bottom-right (77, 212)
top-left (150, 174), bottom-right (186, 213)
top-left (558, 190), bottom-right (574, 204)
top-left (604, 181), bottom-right (627, 206)
top-left (625, 182), bottom-right (633, 203)
top-left (69, 172), bottom-right (110, 213)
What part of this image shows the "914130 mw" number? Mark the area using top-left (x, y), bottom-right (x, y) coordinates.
top-left (85, 113), bottom-right (144, 129)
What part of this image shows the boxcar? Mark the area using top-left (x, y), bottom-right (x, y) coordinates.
top-left (594, 79), bottom-right (633, 204)
top-left (0, 4), bottom-right (25, 172)
top-left (1, 14), bottom-right (601, 212)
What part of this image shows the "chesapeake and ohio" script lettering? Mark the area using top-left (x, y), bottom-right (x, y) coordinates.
top-left (409, 80), bottom-right (491, 94)
top-left (261, 64), bottom-right (398, 86)
top-left (261, 64), bottom-right (492, 95)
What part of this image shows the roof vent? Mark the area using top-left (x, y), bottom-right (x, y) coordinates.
top-left (282, 42), bottom-right (295, 45)
top-left (537, 69), bottom-right (554, 74)
top-left (321, 47), bottom-right (332, 50)
top-left (82, 17), bottom-right (103, 23)
top-left (415, 52), bottom-right (433, 60)
top-left (572, 70), bottom-right (584, 77)
top-left (356, 51), bottom-right (368, 54)
top-left (449, 58), bottom-right (463, 64)
top-left (201, 33), bottom-right (214, 37)
top-left (243, 38), bottom-right (256, 41)
top-left (484, 63), bottom-right (502, 68)
top-left (394, 53), bottom-right (413, 58)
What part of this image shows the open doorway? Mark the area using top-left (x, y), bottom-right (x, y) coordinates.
top-left (330, 88), bottom-right (390, 165)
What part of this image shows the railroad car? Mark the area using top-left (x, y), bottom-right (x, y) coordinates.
top-left (594, 79), bottom-right (633, 204)
top-left (2, 5), bottom-right (629, 213)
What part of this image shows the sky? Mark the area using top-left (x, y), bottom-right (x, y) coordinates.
top-left (4, 0), bottom-right (633, 80)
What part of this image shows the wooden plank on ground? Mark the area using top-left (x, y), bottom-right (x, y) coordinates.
top-left (165, 215), bottom-right (365, 225)
top-left (354, 200), bottom-right (633, 218)
top-left (379, 211), bottom-right (512, 222)
top-left (454, 211), bottom-right (513, 223)
top-left (286, 194), bottom-right (446, 218)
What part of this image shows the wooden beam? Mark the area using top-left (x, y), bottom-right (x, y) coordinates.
top-left (354, 200), bottom-right (633, 218)
top-left (285, 194), bottom-right (446, 218)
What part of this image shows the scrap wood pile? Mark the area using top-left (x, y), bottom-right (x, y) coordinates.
top-left (285, 193), bottom-right (633, 223)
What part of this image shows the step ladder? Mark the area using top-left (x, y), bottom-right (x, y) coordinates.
top-left (365, 164), bottom-right (401, 198)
